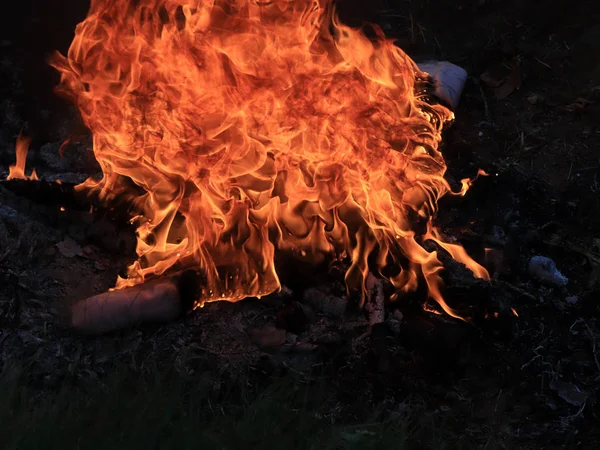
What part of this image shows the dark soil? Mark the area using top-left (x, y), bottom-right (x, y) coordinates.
top-left (1, 1), bottom-right (600, 449)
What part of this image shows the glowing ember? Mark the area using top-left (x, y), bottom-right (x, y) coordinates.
top-left (47, 0), bottom-right (488, 318)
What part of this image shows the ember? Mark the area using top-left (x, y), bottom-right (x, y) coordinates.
top-left (42, 0), bottom-right (488, 318)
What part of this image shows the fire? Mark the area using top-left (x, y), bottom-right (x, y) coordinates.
top-left (47, 0), bottom-right (488, 318)
top-left (7, 132), bottom-right (38, 181)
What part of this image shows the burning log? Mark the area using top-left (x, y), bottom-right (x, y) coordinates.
top-left (1, 178), bottom-right (78, 204)
top-left (0, 178), bottom-right (138, 223)
top-left (69, 270), bottom-right (202, 334)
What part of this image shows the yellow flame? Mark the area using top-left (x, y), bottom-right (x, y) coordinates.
top-left (7, 131), bottom-right (38, 181)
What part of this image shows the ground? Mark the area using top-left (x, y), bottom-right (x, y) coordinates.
top-left (1, 1), bottom-right (600, 449)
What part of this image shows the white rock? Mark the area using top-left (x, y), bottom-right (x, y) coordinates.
top-left (566, 296), bottom-right (578, 305)
top-left (417, 60), bottom-right (468, 110)
top-left (528, 256), bottom-right (568, 287)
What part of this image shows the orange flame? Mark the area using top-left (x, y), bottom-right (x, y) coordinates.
top-left (49, 0), bottom-right (488, 317)
top-left (7, 132), bottom-right (38, 181)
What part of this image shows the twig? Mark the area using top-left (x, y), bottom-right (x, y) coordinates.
top-left (560, 400), bottom-right (586, 427)
top-left (542, 239), bottom-right (600, 266)
top-left (472, 76), bottom-right (491, 123)
top-left (521, 345), bottom-right (554, 371)
top-left (0, 247), bottom-right (13, 265)
top-left (505, 130), bottom-right (536, 154)
top-left (582, 321), bottom-right (600, 381)
top-left (494, 389), bottom-right (503, 414)
top-left (520, 354), bottom-right (541, 370)
top-left (569, 318), bottom-right (583, 332)
top-left (497, 280), bottom-right (537, 301)
top-left (534, 57), bottom-right (552, 69)
top-left (0, 267), bottom-right (45, 298)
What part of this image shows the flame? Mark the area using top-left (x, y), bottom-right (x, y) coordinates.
top-left (49, 0), bottom-right (488, 318)
top-left (7, 132), bottom-right (38, 181)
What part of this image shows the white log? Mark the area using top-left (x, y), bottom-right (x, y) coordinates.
top-left (70, 277), bottom-right (182, 334)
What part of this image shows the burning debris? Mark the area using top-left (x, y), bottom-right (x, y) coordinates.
top-left (1, 1), bottom-right (494, 336)
top-left (30, 0), bottom-right (490, 326)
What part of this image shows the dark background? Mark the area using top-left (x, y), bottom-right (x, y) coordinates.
top-left (1, 1), bottom-right (90, 138)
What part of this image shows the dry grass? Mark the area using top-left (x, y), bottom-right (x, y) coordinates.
top-left (0, 365), bottom-right (465, 450)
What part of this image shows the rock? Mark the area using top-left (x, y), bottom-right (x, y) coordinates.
top-left (528, 256), bottom-right (568, 287)
top-left (566, 296), bottom-right (578, 305)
